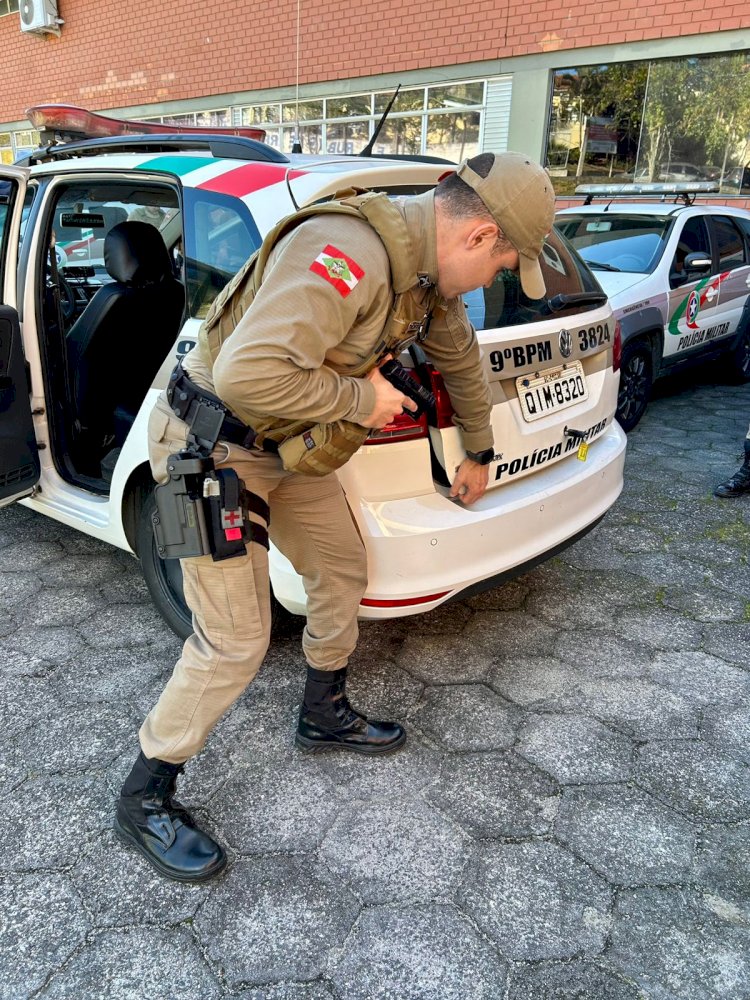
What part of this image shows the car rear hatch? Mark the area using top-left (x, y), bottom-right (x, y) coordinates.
top-left (424, 229), bottom-right (617, 490)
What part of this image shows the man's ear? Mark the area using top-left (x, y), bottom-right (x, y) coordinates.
top-left (466, 221), bottom-right (499, 250)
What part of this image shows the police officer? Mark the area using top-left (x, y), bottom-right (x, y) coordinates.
top-left (714, 423), bottom-right (750, 497)
top-left (115, 152), bottom-right (556, 881)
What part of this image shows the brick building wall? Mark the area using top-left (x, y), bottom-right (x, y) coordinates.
top-left (1, 0), bottom-right (748, 122)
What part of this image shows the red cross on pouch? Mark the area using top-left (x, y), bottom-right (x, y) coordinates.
top-left (221, 507), bottom-right (244, 541)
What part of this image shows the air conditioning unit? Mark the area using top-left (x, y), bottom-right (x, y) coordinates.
top-left (19, 0), bottom-right (62, 35)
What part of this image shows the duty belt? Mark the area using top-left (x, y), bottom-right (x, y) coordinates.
top-left (166, 364), bottom-right (278, 455)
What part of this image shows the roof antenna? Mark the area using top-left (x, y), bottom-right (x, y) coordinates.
top-left (291, 0), bottom-right (302, 153)
top-left (360, 83), bottom-right (401, 157)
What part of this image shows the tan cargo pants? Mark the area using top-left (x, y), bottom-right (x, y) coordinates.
top-left (139, 393), bottom-right (368, 763)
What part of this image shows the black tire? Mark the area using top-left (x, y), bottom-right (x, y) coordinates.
top-left (136, 490), bottom-right (302, 642)
top-left (616, 340), bottom-right (653, 432)
top-left (724, 324), bottom-right (750, 383)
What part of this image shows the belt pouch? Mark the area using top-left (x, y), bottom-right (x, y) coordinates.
top-left (205, 468), bottom-right (248, 561)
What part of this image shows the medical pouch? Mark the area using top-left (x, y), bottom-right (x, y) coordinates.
top-left (203, 468), bottom-right (248, 561)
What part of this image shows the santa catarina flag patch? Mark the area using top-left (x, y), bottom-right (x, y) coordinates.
top-left (309, 245), bottom-right (364, 297)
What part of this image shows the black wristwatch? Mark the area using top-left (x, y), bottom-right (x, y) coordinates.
top-left (465, 448), bottom-right (495, 466)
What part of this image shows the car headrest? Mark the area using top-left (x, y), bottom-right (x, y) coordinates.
top-left (104, 220), bottom-right (173, 286)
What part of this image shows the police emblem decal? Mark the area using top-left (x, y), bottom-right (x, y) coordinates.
top-left (559, 329), bottom-right (573, 358)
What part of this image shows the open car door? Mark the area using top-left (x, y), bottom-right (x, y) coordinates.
top-left (0, 165), bottom-right (39, 507)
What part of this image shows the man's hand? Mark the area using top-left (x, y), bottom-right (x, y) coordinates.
top-left (361, 364), bottom-right (417, 429)
top-left (450, 458), bottom-right (490, 505)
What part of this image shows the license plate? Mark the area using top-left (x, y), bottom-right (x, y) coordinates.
top-left (516, 362), bottom-right (588, 422)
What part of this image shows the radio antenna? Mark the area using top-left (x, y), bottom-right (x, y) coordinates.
top-left (360, 83), bottom-right (400, 156)
top-left (292, 0), bottom-right (302, 153)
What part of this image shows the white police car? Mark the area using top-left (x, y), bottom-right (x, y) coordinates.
top-left (557, 183), bottom-right (750, 430)
top-left (0, 106), bottom-right (626, 637)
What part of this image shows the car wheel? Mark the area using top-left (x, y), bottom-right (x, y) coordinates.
top-left (136, 490), bottom-right (301, 641)
top-left (616, 340), bottom-right (653, 432)
top-left (724, 324), bottom-right (750, 383)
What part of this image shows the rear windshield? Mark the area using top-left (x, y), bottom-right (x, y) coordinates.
top-left (556, 213), bottom-right (672, 274)
top-left (464, 227), bottom-right (605, 330)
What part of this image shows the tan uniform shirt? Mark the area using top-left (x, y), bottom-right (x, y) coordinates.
top-left (185, 190), bottom-right (494, 454)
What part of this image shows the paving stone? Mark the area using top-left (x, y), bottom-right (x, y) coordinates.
top-left (70, 829), bottom-right (211, 926)
top-left (548, 678), bottom-right (699, 740)
top-left (0, 873), bottom-right (89, 1000)
top-left (6, 703), bottom-right (136, 787)
top-left (236, 986), bottom-right (334, 1000)
top-left (465, 577), bottom-right (530, 611)
top-left (0, 774), bottom-right (112, 872)
top-left (6, 625), bottom-right (86, 664)
top-left (410, 683), bottom-right (518, 751)
top-left (609, 888), bottom-right (750, 1000)
top-left (487, 655), bottom-right (581, 707)
top-left (517, 714), bottom-right (634, 784)
top-left (396, 633), bottom-right (494, 685)
top-left (553, 632), bottom-right (654, 680)
top-left (38, 926), bottom-right (222, 999)
top-left (661, 585), bottom-right (749, 622)
top-left (319, 798), bottom-right (469, 903)
top-left (0, 569), bottom-right (43, 609)
top-left (429, 752), bottom-right (558, 837)
top-left (195, 856), bottom-right (359, 987)
top-left (702, 703), bottom-right (750, 765)
top-left (33, 587), bottom-right (109, 627)
top-left (98, 570), bottom-right (152, 604)
top-left (0, 644), bottom-right (54, 678)
top-left (635, 740), bottom-right (750, 822)
top-left (606, 608), bottom-right (704, 651)
top-left (560, 532), bottom-right (631, 572)
top-left (81, 602), bottom-right (172, 648)
top-left (307, 731), bottom-right (443, 799)
top-left (0, 539), bottom-right (64, 570)
top-left (701, 622), bottom-right (750, 670)
top-left (507, 960), bottom-right (646, 999)
top-left (345, 657), bottom-right (424, 719)
top-left (458, 841), bottom-right (611, 961)
top-left (648, 651), bottom-right (750, 708)
top-left (466, 610), bottom-right (561, 661)
top-left (400, 599), bottom-right (473, 634)
top-left (40, 553), bottom-right (126, 588)
top-left (48, 646), bottom-right (172, 706)
top-left (328, 903), bottom-right (508, 999)
top-left (0, 673), bottom-right (62, 742)
top-left (210, 760), bottom-right (341, 854)
top-left (695, 824), bottom-right (750, 925)
top-left (555, 785), bottom-right (695, 884)
top-left (523, 583), bottom-right (617, 630)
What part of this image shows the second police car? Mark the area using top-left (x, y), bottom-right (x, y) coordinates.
top-left (557, 182), bottom-right (750, 430)
top-left (0, 106), bottom-right (627, 637)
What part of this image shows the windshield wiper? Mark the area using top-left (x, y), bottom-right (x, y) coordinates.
top-left (585, 260), bottom-right (621, 272)
top-left (546, 292), bottom-right (609, 312)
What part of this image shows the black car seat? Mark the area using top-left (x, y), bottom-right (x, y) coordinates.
top-left (66, 220), bottom-right (184, 454)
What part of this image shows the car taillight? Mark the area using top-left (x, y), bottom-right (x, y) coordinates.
top-left (366, 363), bottom-right (455, 444)
top-left (613, 320), bottom-right (622, 372)
top-left (367, 410), bottom-right (428, 444)
top-left (425, 365), bottom-right (455, 428)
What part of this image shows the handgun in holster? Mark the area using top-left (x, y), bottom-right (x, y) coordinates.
top-left (151, 364), bottom-right (269, 562)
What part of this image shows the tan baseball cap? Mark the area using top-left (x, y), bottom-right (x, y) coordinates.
top-left (455, 152), bottom-right (556, 299)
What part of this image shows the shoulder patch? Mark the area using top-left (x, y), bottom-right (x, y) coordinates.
top-left (310, 244), bottom-right (364, 298)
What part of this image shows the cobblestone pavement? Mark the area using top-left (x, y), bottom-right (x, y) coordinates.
top-left (1, 375), bottom-right (749, 1000)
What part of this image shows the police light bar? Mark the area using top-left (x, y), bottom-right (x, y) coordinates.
top-left (575, 181), bottom-right (719, 196)
top-left (27, 104), bottom-right (266, 144)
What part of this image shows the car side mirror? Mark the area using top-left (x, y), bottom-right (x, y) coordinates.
top-left (684, 252), bottom-right (712, 272)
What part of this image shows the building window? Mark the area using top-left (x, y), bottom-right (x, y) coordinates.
top-left (0, 1), bottom-right (20, 17)
top-left (546, 51), bottom-right (750, 195)
top-left (239, 81), bottom-right (485, 158)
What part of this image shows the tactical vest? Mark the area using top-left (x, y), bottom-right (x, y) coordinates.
top-left (196, 191), bottom-right (439, 476)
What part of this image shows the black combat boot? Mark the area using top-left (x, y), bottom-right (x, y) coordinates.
top-left (714, 439), bottom-right (750, 498)
top-left (114, 751), bottom-right (227, 882)
top-left (295, 666), bottom-right (406, 754)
